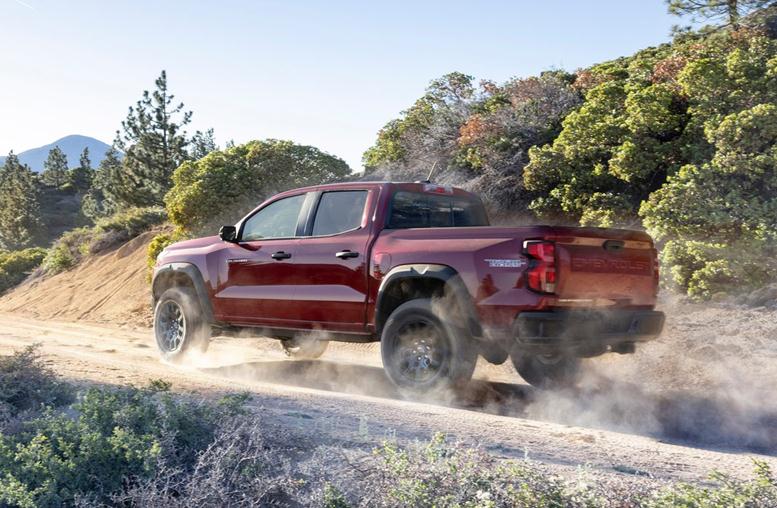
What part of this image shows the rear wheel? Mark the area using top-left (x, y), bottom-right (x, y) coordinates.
top-left (511, 352), bottom-right (580, 389)
top-left (381, 298), bottom-right (477, 395)
top-left (153, 287), bottom-right (210, 363)
top-left (281, 336), bottom-right (329, 359)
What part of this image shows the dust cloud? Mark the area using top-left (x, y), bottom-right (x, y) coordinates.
top-left (509, 294), bottom-right (777, 453)
top-left (169, 292), bottom-right (777, 455)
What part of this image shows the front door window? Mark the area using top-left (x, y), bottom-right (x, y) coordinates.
top-left (241, 193), bottom-right (306, 241)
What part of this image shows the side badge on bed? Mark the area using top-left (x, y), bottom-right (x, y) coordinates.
top-left (484, 258), bottom-right (526, 268)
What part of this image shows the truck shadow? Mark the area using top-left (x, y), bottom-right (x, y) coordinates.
top-left (200, 358), bottom-right (777, 457)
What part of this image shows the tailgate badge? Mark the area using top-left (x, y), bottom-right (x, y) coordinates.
top-left (485, 258), bottom-right (526, 268)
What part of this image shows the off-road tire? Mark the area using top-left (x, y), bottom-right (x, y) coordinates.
top-left (380, 298), bottom-right (477, 395)
top-left (511, 352), bottom-right (580, 389)
top-left (281, 337), bottom-right (329, 359)
top-left (153, 287), bottom-right (211, 363)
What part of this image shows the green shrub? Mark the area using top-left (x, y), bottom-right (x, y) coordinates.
top-left (0, 345), bottom-right (73, 421)
top-left (322, 483), bottom-right (350, 508)
top-left (41, 207), bottom-right (167, 275)
top-left (41, 227), bottom-right (93, 275)
top-left (0, 385), bottom-right (240, 507)
top-left (643, 103), bottom-right (777, 299)
top-left (94, 206), bottom-right (167, 239)
top-left (41, 244), bottom-right (76, 274)
top-left (0, 248), bottom-right (46, 293)
top-left (365, 433), bottom-right (607, 507)
top-left (659, 239), bottom-right (777, 300)
top-left (146, 232), bottom-right (175, 274)
top-left (165, 140), bottom-right (350, 236)
top-left (522, 32), bottom-right (777, 232)
top-left (88, 206), bottom-right (166, 255)
top-left (644, 461), bottom-right (777, 507)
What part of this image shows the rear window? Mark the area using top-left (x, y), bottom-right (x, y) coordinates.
top-left (386, 191), bottom-right (489, 229)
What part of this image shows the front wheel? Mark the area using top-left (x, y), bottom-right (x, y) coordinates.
top-left (380, 298), bottom-right (477, 395)
top-left (154, 287), bottom-right (211, 363)
top-left (511, 352), bottom-right (580, 389)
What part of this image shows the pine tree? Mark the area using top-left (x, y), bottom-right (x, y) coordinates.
top-left (81, 147), bottom-right (122, 219)
top-left (112, 70), bottom-right (192, 207)
top-left (0, 152), bottom-right (46, 250)
top-left (41, 146), bottom-right (69, 188)
top-left (69, 147), bottom-right (93, 192)
top-left (190, 128), bottom-right (218, 159)
top-left (666, 0), bottom-right (775, 28)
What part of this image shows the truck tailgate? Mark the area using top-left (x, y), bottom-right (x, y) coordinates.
top-left (550, 232), bottom-right (658, 306)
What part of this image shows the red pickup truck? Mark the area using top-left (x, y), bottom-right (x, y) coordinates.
top-left (152, 181), bottom-right (664, 392)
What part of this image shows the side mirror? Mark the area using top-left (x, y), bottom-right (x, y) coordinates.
top-left (219, 225), bottom-right (237, 243)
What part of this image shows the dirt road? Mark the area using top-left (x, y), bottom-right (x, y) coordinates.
top-left (1, 312), bottom-right (775, 489)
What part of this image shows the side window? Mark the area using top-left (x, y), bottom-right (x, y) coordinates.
top-left (241, 194), bottom-right (306, 241)
top-left (312, 190), bottom-right (368, 236)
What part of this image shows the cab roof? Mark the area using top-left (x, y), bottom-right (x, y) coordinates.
top-left (275, 180), bottom-right (474, 197)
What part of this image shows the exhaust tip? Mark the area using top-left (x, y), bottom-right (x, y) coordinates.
top-left (611, 342), bottom-right (636, 355)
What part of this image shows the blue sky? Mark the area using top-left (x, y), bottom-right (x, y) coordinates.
top-left (1, 0), bottom-right (687, 171)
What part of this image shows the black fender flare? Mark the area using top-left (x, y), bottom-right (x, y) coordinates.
top-left (375, 264), bottom-right (482, 338)
top-left (151, 262), bottom-right (215, 324)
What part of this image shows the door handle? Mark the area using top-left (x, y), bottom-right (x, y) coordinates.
top-left (335, 250), bottom-right (359, 259)
top-left (271, 251), bottom-right (292, 260)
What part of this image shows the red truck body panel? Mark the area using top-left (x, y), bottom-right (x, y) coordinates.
top-left (371, 225), bottom-right (657, 329)
top-left (154, 182), bottom-right (661, 342)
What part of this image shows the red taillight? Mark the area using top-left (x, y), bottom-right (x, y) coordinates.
top-left (524, 241), bottom-right (556, 294)
top-left (653, 254), bottom-right (660, 295)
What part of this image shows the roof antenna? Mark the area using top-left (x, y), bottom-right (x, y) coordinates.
top-left (423, 161), bottom-right (438, 184)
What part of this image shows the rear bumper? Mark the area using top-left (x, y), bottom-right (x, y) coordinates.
top-left (512, 309), bottom-right (665, 356)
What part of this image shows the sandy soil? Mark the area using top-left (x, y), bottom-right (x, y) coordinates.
top-left (0, 312), bottom-right (775, 489)
top-left (1, 233), bottom-right (777, 488)
top-left (0, 231), bottom-right (156, 327)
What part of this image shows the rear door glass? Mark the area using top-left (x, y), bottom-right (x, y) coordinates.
top-left (312, 190), bottom-right (368, 236)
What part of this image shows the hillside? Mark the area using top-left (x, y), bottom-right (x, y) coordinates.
top-left (0, 231), bottom-right (155, 327)
top-left (0, 134), bottom-right (113, 171)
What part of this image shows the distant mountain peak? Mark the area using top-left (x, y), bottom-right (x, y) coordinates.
top-left (0, 135), bottom-right (114, 172)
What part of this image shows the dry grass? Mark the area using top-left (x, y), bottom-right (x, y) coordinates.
top-left (1, 346), bottom-right (776, 507)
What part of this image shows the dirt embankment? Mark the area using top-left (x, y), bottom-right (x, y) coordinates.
top-left (0, 231), bottom-right (155, 328)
